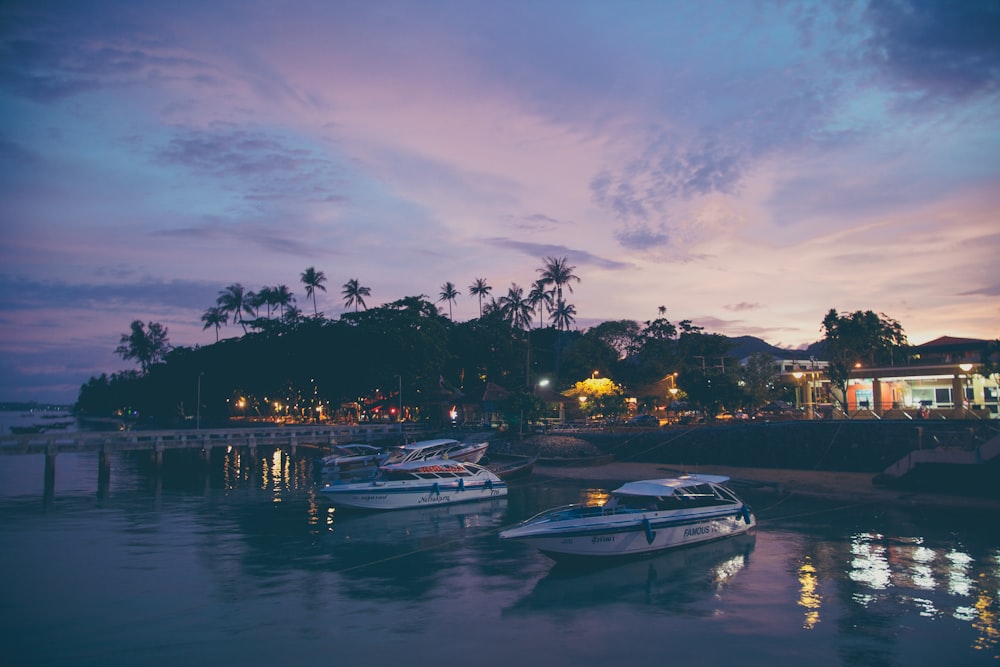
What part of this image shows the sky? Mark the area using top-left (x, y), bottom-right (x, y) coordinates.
top-left (1, 0), bottom-right (998, 405)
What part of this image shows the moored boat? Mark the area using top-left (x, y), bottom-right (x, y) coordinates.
top-left (320, 459), bottom-right (507, 510)
top-left (499, 474), bottom-right (754, 559)
top-left (483, 453), bottom-right (538, 480)
top-left (381, 438), bottom-right (488, 466)
top-left (318, 443), bottom-right (387, 476)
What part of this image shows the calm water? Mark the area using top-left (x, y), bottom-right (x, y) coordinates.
top-left (1, 440), bottom-right (998, 666)
top-left (0, 408), bottom-right (78, 435)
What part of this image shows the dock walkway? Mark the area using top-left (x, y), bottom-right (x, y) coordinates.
top-left (0, 424), bottom-right (421, 494)
top-left (0, 423), bottom-right (411, 457)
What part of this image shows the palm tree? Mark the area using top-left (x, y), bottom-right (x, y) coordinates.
top-left (528, 279), bottom-right (554, 329)
top-left (550, 299), bottom-right (577, 331)
top-left (115, 320), bottom-right (171, 372)
top-left (247, 289), bottom-right (265, 320)
top-left (273, 284), bottom-right (294, 318)
top-left (216, 283), bottom-right (253, 333)
top-left (438, 281), bottom-right (461, 320)
top-left (283, 304), bottom-right (303, 327)
top-left (342, 278), bottom-right (371, 311)
top-left (468, 277), bottom-right (492, 318)
top-left (537, 256), bottom-right (581, 305)
top-left (254, 286), bottom-right (274, 318)
top-left (200, 306), bottom-right (228, 342)
top-left (497, 283), bottom-right (534, 331)
top-left (300, 266), bottom-right (327, 316)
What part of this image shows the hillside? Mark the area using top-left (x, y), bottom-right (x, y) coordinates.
top-left (726, 335), bottom-right (825, 360)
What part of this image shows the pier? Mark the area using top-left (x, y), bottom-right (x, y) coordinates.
top-left (0, 423), bottom-right (423, 494)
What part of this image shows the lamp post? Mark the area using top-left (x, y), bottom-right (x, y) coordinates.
top-left (538, 378), bottom-right (565, 425)
top-left (792, 371), bottom-right (803, 416)
top-left (959, 363), bottom-right (973, 416)
top-left (393, 374), bottom-right (402, 427)
top-left (196, 372), bottom-right (204, 430)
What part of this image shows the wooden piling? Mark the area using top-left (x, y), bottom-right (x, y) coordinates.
top-left (44, 447), bottom-right (56, 496)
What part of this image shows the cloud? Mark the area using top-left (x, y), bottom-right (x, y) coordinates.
top-left (725, 302), bottom-right (764, 312)
top-left (153, 216), bottom-right (332, 259)
top-left (614, 224), bottom-right (671, 251)
top-left (0, 133), bottom-right (37, 166)
top-left (156, 127), bottom-right (345, 205)
top-left (0, 8), bottom-right (213, 102)
top-left (0, 274), bottom-right (218, 313)
top-left (590, 135), bottom-right (748, 226)
top-left (959, 282), bottom-right (1000, 298)
top-left (486, 238), bottom-right (632, 271)
top-left (864, 0), bottom-right (1000, 101)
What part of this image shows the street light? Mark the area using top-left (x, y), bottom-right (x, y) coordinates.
top-left (792, 372), bottom-right (803, 415)
top-left (959, 364), bottom-right (973, 414)
top-left (393, 374), bottom-right (402, 426)
top-left (196, 372), bottom-right (204, 429)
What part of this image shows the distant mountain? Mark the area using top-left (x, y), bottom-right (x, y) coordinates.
top-left (725, 335), bottom-right (826, 361)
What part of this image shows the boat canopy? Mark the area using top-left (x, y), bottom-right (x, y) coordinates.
top-left (381, 459), bottom-right (472, 473)
top-left (612, 474), bottom-right (730, 497)
top-left (396, 438), bottom-right (460, 452)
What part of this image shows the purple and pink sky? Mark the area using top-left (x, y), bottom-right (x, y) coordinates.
top-left (1, 1), bottom-right (998, 404)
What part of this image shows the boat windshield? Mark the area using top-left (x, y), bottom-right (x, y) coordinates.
top-left (378, 470), bottom-right (420, 481)
top-left (384, 445), bottom-right (449, 464)
top-left (605, 483), bottom-right (736, 512)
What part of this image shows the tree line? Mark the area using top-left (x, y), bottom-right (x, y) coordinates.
top-left (81, 256), bottom-right (934, 429)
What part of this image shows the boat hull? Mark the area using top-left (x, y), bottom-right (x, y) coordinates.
top-left (446, 442), bottom-right (488, 464)
top-left (321, 479), bottom-right (507, 510)
top-left (484, 454), bottom-right (537, 480)
top-left (501, 509), bottom-right (755, 559)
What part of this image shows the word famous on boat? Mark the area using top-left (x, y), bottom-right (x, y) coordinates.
top-left (499, 474), bottom-right (755, 559)
top-left (319, 444), bottom-right (387, 475)
top-left (381, 438), bottom-right (489, 466)
top-left (320, 459), bottom-right (507, 510)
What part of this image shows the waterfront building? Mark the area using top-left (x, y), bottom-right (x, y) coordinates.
top-left (846, 336), bottom-right (999, 419)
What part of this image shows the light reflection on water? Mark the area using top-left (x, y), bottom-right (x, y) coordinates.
top-left (0, 446), bottom-right (997, 666)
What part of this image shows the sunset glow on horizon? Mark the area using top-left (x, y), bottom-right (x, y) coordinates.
top-left (1, 0), bottom-right (998, 403)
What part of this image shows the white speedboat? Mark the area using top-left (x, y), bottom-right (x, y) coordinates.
top-left (320, 459), bottom-right (507, 510)
top-left (499, 474), bottom-right (755, 559)
top-left (381, 438), bottom-right (489, 466)
top-left (319, 443), bottom-right (387, 475)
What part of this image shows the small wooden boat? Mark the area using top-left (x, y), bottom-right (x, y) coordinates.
top-left (10, 425), bottom-right (45, 434)
top-left (483, 453), bottom-right (537, 480)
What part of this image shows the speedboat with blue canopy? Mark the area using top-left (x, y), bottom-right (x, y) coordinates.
top-left (499, 474), bottom-right (754, 559)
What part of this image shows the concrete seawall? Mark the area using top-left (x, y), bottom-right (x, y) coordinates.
top-left (587, 420), bottom-right (998, 472)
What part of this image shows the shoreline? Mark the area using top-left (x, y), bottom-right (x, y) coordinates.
top-left (532, 460), bottom-right (1000, 511)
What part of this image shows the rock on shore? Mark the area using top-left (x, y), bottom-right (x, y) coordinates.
top-left (509, 434), bottom-right (604, 458)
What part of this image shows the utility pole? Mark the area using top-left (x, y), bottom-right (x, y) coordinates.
top-left (196, 372), bottom-right (204, 429)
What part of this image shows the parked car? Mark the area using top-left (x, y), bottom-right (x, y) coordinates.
top-left (625, 414), bottom-right (660, 427)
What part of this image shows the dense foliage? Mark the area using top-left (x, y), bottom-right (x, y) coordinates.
top-left (821, 309), bottom-right (908, 407)
top-left (81, 269), bottom-right (937, 428)
top-left (79, 293), bottom-right (799, 427)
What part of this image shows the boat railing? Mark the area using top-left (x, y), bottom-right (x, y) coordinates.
top-left (522, 504), bottom-right (623, 524)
